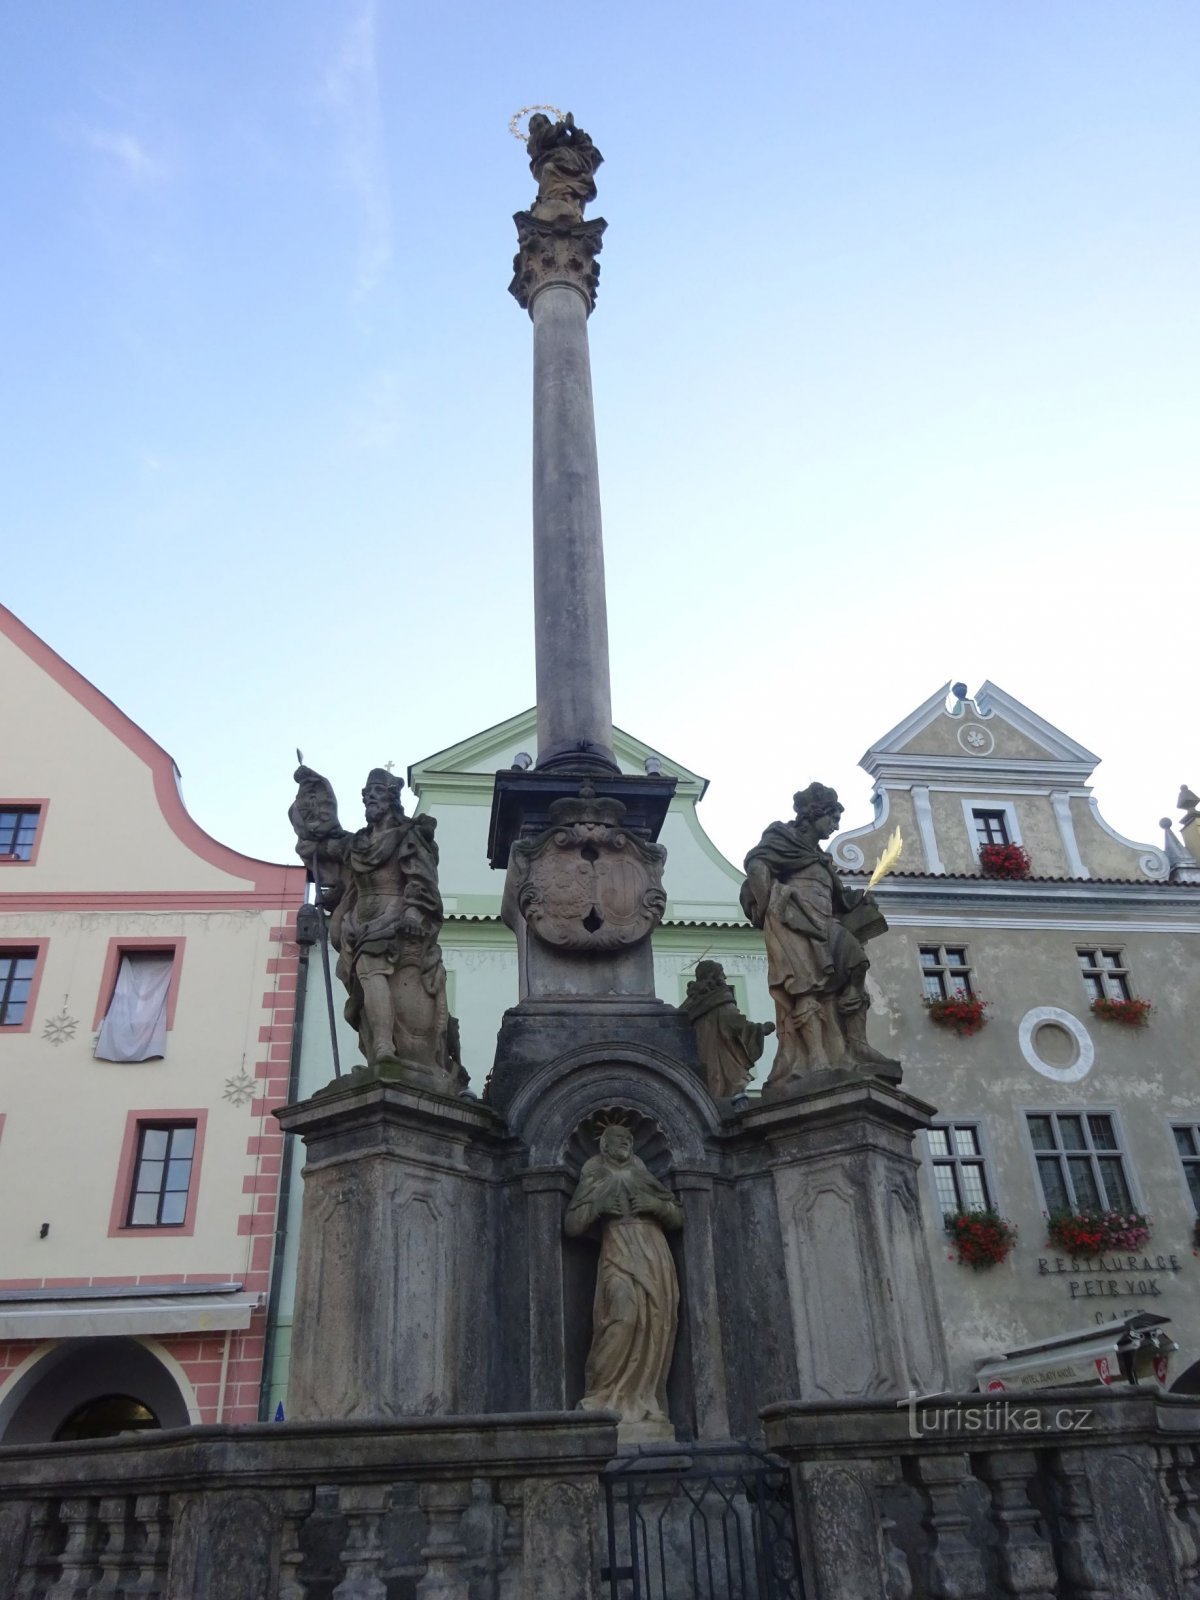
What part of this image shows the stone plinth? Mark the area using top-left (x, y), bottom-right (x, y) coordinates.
top-left (275, 1080), bottom-right (506, 1422)
top-left (735, 1075), bottom-right (950, 1404)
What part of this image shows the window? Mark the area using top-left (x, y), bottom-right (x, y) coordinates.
top-left (1077, 949), bottom-right (1132, 1004)
top-left (0, 806), bottom-right (41, 862)
top-left (108, 1106), bottom-right (206, 1236)
top-left (94, 943), bottom-right (183, 1062)
top-left (928, 1123), bottom-right (992, 1214)
top-left (971, 809), bottom-right (1011, 848)
top-left (1027, 1112), bottom-right (1135, 1214)
top-left (1172, 1125), bottom-right (1200, 1214)
top-left (919, 946), bottom-right (972, 1002)
top-left (126, 1123), bottom-right (197, 1227)
top-left (0, 950), bottom-right (38, 1025)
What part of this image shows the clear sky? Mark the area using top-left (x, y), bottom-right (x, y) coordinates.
top-left (3, 2), bottom-right (1196, 870)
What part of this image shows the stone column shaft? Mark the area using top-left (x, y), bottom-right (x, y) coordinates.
top-left (530, 282), bottom-right (614, 771)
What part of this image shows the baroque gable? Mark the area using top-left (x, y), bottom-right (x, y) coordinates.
top-left (833, 681), bottom-right (1167, 884)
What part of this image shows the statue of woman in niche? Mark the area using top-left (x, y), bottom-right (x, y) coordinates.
top-left (564, 1121), bottom-right (683, 1443)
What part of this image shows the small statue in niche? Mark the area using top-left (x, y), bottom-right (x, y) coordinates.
top-left (680, 960), bottom-right (774, 1099)
top-left (564, 1119), bottom-right (683, 1443)
top-left (740, 782), bottom-right (899, 1091)
top-left (526, 111), bottom-right (603, 224)
top-left (289, 764), bottom-right (457, 1089)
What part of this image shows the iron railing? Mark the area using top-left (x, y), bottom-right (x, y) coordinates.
top-left (601, 1446), bottom-right (805, 1600)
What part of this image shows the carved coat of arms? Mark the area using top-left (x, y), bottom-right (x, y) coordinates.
top-left (502, 786), bottom-right (667, 951)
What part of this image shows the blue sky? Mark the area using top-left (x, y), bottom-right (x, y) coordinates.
top-left (3, 1), bottom-right (1196, 867)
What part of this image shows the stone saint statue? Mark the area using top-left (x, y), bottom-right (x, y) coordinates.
top-left (526, 111), bottom-right (603, 224)
top-left (740, 783), bottom-right (900, 1091)
top-left (289, 765), bottom-right (456, 1090)
top-left (564, 1123), bottom-right (683, 1443)
top-left (680, 960), bottom-right (774, 1099)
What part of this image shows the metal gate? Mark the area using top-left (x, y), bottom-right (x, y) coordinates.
top-left (601, 1446), bottom-right (805, 1600)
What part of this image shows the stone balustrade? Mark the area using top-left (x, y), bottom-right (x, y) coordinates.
top-left (0, 1411), bottom-right (615, 1600)
top-left (764, 1386), bottom-right (1200, 1600)
top-left (5, 1392), bottom-right (1200, 1596)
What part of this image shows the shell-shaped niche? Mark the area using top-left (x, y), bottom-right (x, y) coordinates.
top-left (561, 1104), bottom-right (673, 1181)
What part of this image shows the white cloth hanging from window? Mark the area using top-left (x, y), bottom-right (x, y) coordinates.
top-left (94, 953), bottom-right (173, 1062)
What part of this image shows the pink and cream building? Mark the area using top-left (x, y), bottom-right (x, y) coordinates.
top-left (0, 605), bottom-right (306, 1442)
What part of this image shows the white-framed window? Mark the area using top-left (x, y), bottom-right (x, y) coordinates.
top-left (1077, 949), bottom-right (1132, 1003)
top-left (1172, 1124), bottom-right (1200, 1215)
top-left (927, 1122), bottom-right (993, 1214)
top-left (918, 945), bottom-right (973, 1001)
top-left (1027, 1111), bottom-right (1135, 1214)
top-left (960, 798), bottom-right (1023, 854)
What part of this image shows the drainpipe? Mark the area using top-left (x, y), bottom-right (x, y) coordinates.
top-left (256, 922), bottom-right (313, 1421)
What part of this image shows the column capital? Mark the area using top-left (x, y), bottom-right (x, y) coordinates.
top-left (509, 211), bottom-right (606, 316)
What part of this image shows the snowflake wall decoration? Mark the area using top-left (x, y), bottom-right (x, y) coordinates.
top-left (223, 1069), bottom-right (255, 1107)
top-left (42, 1011), bottom-right (78, 1046)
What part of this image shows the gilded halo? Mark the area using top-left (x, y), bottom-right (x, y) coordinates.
top-left (508, 105), bottom-right (565, 143)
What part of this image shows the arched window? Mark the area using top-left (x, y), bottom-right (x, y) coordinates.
top-left (53, 1393), bottom-right (160, 1441)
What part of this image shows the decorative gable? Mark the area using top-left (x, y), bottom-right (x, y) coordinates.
top-left (833, 681), bottom-right (1167, 883)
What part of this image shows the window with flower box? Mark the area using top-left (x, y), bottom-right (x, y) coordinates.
top-left (928, 1123), bottom-right (992, 1215)
top-left (919, 946), bottom-right (973, 1002)
top-left (971, 809), bottom-right (1011, 848)
top-left (1077, 949), bottom-right (1132, 1004)
top-left (1027, 1111), bottom-right (1135, 1214)
top-left (1172, 1125), bottom-right (1200, 1214)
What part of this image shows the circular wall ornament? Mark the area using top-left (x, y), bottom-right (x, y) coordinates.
top-left (958, 723), bottom-right (995, 755)
top-left (1018, 1006), bottom-right (1094, 1082)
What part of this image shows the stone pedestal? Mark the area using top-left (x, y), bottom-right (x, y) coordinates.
top-left (736, 1075), bottom-right (949, 1403)
top-left (275, 1080), bottom-right (505, 1422)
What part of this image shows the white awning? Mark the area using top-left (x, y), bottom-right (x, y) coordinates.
top-left (0, 1296), bottom-right (258, 1340)
top-left (976, 1311), bottom-right (1175, 1391)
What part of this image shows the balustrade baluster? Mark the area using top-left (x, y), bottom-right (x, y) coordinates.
top-left (913, 1453), bottom-right (990, 1599)
top-left (976, 1449), bottom-right (1057, 1599)
top-left (1049, 1448), bottom-right (1111, 1600)
top-left (416, 1481), bottom-right (471, 1600)
top-left (332, 1485), bottom-right (389, 1600)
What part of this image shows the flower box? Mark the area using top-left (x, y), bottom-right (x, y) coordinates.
top-left (979, 843), bottom-right (1031, 879)
top-left (1046, 1208), bottom-right (1151, 1257)
top-left (1090, 997), bottom-right (1152, 1027)
top-left (924, 995), bottom-right (989, 1037)
top-left (945, 1207), bottom-right (1018, 1268)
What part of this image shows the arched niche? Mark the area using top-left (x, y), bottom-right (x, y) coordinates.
top-left (0, 1337), bottom-right (193, 1444)
top-left (508, 1043), bottom-right (720, 1171)
top-left (507, 1047), bottom-right (721, 1438)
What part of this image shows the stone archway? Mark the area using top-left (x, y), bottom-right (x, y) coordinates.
top-left (0, 1337), bottom-right (193, 1444)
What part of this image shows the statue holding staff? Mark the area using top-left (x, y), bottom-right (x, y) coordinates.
top-left (289, 764), bottom-right (456, 1089)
